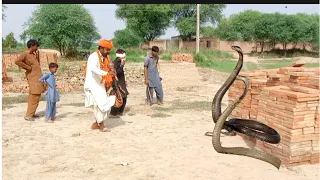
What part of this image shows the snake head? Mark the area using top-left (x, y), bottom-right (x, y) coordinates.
top-left (231, 46), bottom-right (242, 53)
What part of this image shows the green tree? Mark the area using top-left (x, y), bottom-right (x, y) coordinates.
top-left (293, 14), bottom-right (320, 49)
top-left (228, 10), bottom-right (262, 41)
top-left (311, 14), bottom-right (320, 50)
top-left (2, 5), bottom-right (7, 21)
top-left (171, 4), bottom-right (226, 40)
top-left (116, 4), bottom-right (172, 41)
top-left (200, 26), bottom-right (216, 37)
top-left (19, 31), bottom-right (28, 46)
top-left (253, 13), bottom-right (277, 53)
top-left (113, 28), bottom-right (144, 48)
top-left (215, 17), bottom-right (240, 41)
top-left (23, 4), bottom-right (100, 56)
top-left (273, 14), bottom-right (298, 55)
top-left (3, 32), bottom-right (18, 48)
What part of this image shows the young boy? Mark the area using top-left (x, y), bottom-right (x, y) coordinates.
top-left (144, 46), bottom-right (163, 105)
top-left (39, 62), bottom-right (60, 123)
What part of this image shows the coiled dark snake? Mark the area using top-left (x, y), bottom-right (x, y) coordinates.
top-left (205, 46), bottom-right (282, 169)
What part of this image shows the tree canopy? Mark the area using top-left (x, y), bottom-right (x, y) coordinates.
top-left (113, 28), bottom-right (144, 48)
top-left (215, 10), bottom-right (319, 52)
top-left (115, 4), bottom-right (172, 41)
top-left (23, 4), bottom-right (100, 55)
top-left (3, 32), bottom-right (18, 48)
top-left (171, 4), bottom-right (226, 40)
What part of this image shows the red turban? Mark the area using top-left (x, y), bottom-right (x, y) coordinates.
top-left (98, 39), bottom-right (113, 49)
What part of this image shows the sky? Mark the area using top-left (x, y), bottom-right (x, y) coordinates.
top-left (2, 4), bottom-right (319, 42)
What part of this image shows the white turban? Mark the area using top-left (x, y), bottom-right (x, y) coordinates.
top-left (116, 53), bottom-right (126, 60)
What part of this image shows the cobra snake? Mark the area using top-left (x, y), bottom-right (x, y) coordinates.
top-left (206, 46), bottom-right (282, 169)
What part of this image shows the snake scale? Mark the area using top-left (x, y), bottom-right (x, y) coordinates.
top-left (206, 46), bottom-right (282, 169)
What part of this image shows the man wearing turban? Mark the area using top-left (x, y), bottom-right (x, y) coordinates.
top-left (84, 39), bottom-right (116, 132)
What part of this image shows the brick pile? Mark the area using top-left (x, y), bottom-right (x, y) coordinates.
top-left (172, 53), bottom-right (194, 63)
top-left (228, 67), bottom-right (320, 120)
top-left (268, 67), bottom-right (320, 88)
top-left (254, 85), bottom-right (319, 166)
top-left (2, 51), bottom-right (58, 69)
top-left (2, 64), bottom-right (84, 93)
top-left (2, 80), bottom-right (81, 93)
top-left (228, 65), bottom-right (320, 166)
top-left (2, 60), bottom-right (13, 83)
top-left (2, 62), bottom-right (147, 93)
top-left (228, 69), bottom-right (277, 119)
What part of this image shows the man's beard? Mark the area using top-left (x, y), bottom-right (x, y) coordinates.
top-left (102, 52), bottom-right (110, 57)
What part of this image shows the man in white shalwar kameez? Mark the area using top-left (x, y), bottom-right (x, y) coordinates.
top-left (84, 39), bottom-right (116, 132)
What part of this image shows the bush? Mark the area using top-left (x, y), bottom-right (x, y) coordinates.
top-left (194, 49), bottom-right (236, 72)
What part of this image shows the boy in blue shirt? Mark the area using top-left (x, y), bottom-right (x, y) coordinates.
top-left (39, 62), bottom-right (60, 123)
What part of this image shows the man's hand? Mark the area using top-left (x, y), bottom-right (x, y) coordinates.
top-left (121, 60), bottom-right (125, 66)
top-left (145, 79), bottom-right (149, 85)
top-left (101, 71), bottom-right (108, 76)
top-left (108, 70), bottom-right (116, 76)
top-left (26, 66), bottom-right (32, 73)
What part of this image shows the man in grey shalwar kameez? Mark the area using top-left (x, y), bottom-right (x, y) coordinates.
top-left (144, 46), bottom-right (164, 105)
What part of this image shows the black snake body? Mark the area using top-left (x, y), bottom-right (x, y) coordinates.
top-left (207, 46), bottom-right (282, 169)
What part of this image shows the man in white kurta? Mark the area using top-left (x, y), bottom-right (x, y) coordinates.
top-left (84, 40), bottom-right (116, 132)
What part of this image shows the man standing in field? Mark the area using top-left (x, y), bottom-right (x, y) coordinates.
top-left (15, 39), bottom-right (45, 121)
top-left (144, 46), bottom-right (164, 105)
top-left (84, 39), bottom-right (116, 132)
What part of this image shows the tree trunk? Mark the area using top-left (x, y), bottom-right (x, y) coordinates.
top-left (260, 41), bottom-right (264, 54)
top-left (59, 46), bottom-right (62, 56)
top-left (302, 43), bottom-right (306, 54)
top-left (283, 42), bottom-right (287, 57)
top-left (255, 42), bottom-right (258, 52)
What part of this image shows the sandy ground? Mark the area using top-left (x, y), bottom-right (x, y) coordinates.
top-left (2, 61), bottom-right (320, 180)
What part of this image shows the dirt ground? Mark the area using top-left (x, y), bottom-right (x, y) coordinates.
top-left (2, 61), bottom-right (320, 180)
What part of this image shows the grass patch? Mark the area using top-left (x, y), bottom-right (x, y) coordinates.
top-left (150, 113), bottom-right (172, 118)
top-left (261, 61), bottom-right (294, 69)
top-left (176, 86), bottom-right (197, 92)
top-left (212, 58), bottom-right (317, 72)
top-left (259, 59), bottom-right (294, 64)
top-left (196, 60), bottom-right (238, 72)
top-left (151, 100), bottom-right (211, 112)
top-left (172, 100), bottom-right (211, 111)
top-left (2, 94), bottom-right (45, 110)
top-left (194, 49), bottom-right (236, 72)
top-left (63, 102), bottom-right (84, 107)
top-left (152, 106), bottom-right (171, 112)
top-left (304, 63), bottom-right (319, 68)
top-left (242, 62), bottom-right (260, 71)
top-left (161, 54), bottom-right (172, 60)
top-left (242, 59), bottom-right (295, 71)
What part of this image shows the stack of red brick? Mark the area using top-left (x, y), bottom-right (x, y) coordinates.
top-left (2, 81), bottom-right (79, 93)
top-left (228, 69), bottom-right (277, 120)
top-left (2, 60), bottom-right (13, 83)
top-left (228, 66), bottom-right (320, 166)
top-left (268, 67), bottom-right (320, 87)
top-left (2, 52), bottom-right (58, 69)
top-left (255, 85), bottom-right (319, 166)
top-left (172, 53), bottom-right (194, 63)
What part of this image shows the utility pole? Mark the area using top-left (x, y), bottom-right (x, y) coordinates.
top-left (196, 4), bottom-right (200, 54)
